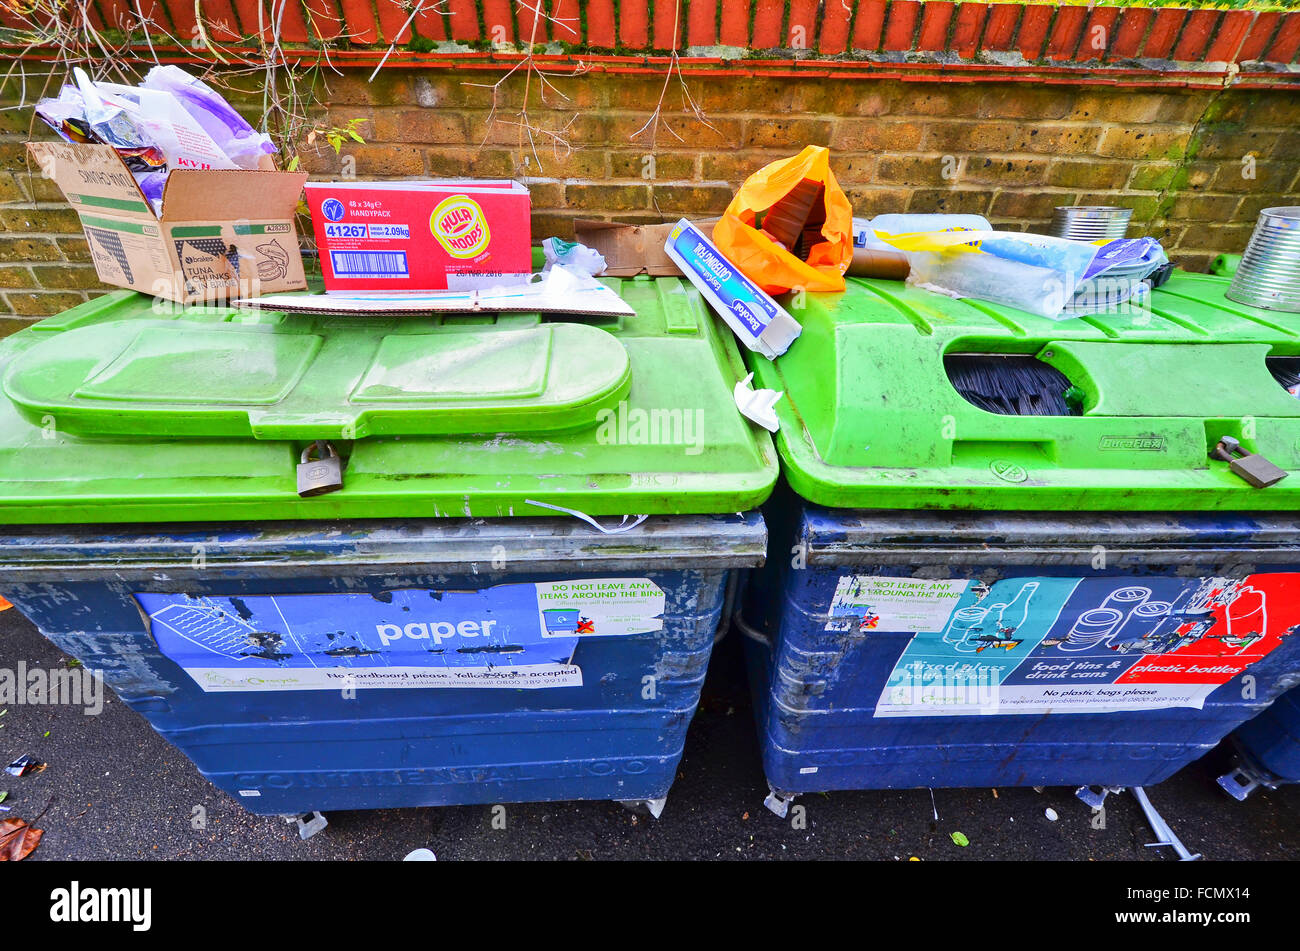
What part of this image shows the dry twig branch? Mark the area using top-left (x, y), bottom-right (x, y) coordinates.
top-left (462, 0), bottom-right (591, 176)
top-left (629, 0), bottom-right (718, 150)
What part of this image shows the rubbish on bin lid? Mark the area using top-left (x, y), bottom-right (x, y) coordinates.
top-left (849, 214), bottom-right (992, 280)
top-left (542, 237), bottom-right (606, 278)
top-left (573, 218), bottom-right (717, 277)
top-left (1226, 206), bottom-right (1300, 314)
top-left (1147, 261), bottom-right (1175, 289)
top-left (34, 85), bottom-right (99, 143)
top-left (25, 134), bottom-right (306, 305)
top-left (847, 247), bottom-right (910, 281)
top-left (523, 500), bottom-right (648, 535)
top-left (760, 177), bottom-right (824, 250)
top-left (37, 67), bottom-right (276, 217)
top-left (663, 218), bottom-right (801, 360)
top-left (237, 264), bottom-right (636, 318)
top-left (140, 65), bottom-right (276, 170)
top-left (70, 67), bottom-right (157, 157)
top-left (712, 145), bottom-right (853, 294)
top-left (94, 79), bottom-right (243, 178)
top-left (1048, 204), bottom-right (1133, 242)
top-left (733, 372), bottom-right (783, 433)
top-left (1045, 807), bottom-right (1059, 821)
top-left (5, 755), bottom-right (42, 777)
top-left (304, 180), bottom-right (531, 294)
top-left (403, 848), bottom-right (437, 861)
top-left (0, 816), bottom-right (43, 861)
top-left (879, 229), bottom-right (1168, 320)
top-left (950, 831), bottom-right (969, 847)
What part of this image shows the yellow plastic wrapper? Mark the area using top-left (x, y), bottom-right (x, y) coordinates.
top-left (712, 145), bottom-right (854, 295)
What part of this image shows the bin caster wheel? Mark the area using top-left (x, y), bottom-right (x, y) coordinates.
top-left (1217, 765), bottom-right (1269, 802)
top-left (1074, 785), bottom-right (1124, 810)
top-left (616, 797), bottom-right (667, 819)
top-left (284, 811), bottom-right (328, 840)
top-left (763, 786), bottom-right (796, 819)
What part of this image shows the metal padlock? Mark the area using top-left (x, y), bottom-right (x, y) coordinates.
top-left (297, 440), bottom-right (343, 497)
top-left (1210, 436), bottom-right (1288, 489)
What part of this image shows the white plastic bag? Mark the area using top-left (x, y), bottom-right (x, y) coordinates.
top-left (141, 66), bottom-right (275, 169)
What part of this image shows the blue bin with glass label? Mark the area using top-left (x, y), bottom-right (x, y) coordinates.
top-left (742, 503), bottom-right (1300, 807)
top-left (740, 273), bottom-right (1300, 809)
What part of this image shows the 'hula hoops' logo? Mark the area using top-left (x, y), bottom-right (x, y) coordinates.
top-left (431, 196), bottom-right (489, 258)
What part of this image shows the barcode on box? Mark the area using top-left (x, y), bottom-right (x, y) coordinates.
top-left (330, 249), bottom-right (409, 278)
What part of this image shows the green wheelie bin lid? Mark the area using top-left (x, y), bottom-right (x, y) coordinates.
top-left (747, 271), bottom-right (1300, 511)
top-left (0, 278), bottom-right (777, 523)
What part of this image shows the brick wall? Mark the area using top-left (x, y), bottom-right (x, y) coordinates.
top-left (2, 65), bottom-right (1299, 324)
top-left (0, 103), bottom-right (100, 329)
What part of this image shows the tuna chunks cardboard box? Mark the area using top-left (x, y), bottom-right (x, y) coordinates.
top-left (28, 141), bottom-right (308, 304)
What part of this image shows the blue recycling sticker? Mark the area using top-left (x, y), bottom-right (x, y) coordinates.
top-left (135, 578), bottom-right (665, 692)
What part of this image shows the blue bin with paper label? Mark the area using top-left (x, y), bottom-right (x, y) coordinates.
top-left (0, 284), bottom-right (776, 820)
top-left (739, 271), bottom-right (1300, 813)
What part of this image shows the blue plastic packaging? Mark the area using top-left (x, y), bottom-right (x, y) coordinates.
top-left (664, 219), bottom-right (801, 359)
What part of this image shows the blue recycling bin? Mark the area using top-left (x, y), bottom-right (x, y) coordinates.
top-left (743, 504), bottom-right (1300, 806)
top-left (740, 273), bottom-right (1300, 809)
top-left (1218, 685), bottom-right (1300, 799)
top-left (0, 284), bottom-right (777, 817)
top-left (1, 517), bottom-right (764, 815)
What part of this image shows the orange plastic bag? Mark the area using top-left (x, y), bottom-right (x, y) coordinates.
top-left (712, 145), bottom-right (853, 295)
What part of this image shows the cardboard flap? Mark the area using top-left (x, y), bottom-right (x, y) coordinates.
top-left (575, 217), bottom-right (719, 277)
top-left (161, 169), bottom-right (308, 222)
top-left (26, 141), bottom-right (154, 219)
top-left (574, 219), bottom-right (673, 276)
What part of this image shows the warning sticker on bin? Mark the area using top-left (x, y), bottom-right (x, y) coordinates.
top-left (827, 575), bottom-right (970, 633)
top-left (135, 578), bottom-right (664, 692)
top-left (535, 578), bottom-right (666, 637)
top-left (826, 572), bottom-right (1300, 717)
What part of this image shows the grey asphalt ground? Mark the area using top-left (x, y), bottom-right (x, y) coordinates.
top-left (2, 604), bottom-right (1297, 861)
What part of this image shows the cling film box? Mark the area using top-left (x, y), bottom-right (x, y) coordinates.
top-left (304, 180), bottom-right (531, 292)
top-left (27, 141), bottom-right (309, 305)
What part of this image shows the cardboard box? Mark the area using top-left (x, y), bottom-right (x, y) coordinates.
top-left (574, 217), bottom-right (721, 276)
top-left (27, 141), bottom-right (308, 305)
top-left (304, 180), bottom-right (531, 292)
